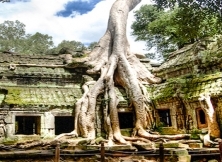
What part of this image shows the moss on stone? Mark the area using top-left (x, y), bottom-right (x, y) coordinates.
top-left (170, 149), bottom-right (189, 155)
top-left (160, 127), bottom-right (186, 135)
top-left (3, 87), bottom-right (78, 107)
top-left (1, 137), bottom-right (18, 145)
top-left (4, 87), bottom-right (24, 105)
top-left (163, 142), bottom-right (179, 148)
top-left (150, 71), bottom-right (222, 100)
top-left (120, 128), bottom-right (133, 137)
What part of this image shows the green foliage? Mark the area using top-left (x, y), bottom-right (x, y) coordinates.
top-left (2, 137), bottom-right (18, 145)
top-left (132, 4), bottom-right (221, 60)
top-left (0, 20), bottom-right (26, 52)
top-left (190, 129), bottom-right (201, 139)
top-left (46, 40), bottom-right (87, 55)
top-left (152, 0), bottom-right (222, 18)
top-left (154, 122), bottom-right (165, 134)
top-left (0, 20), bottom-right (54, 54)
top-left (23, 32), bottom-right (54, 54)
top-left (56, 40), bottom-right (86, 53)
top-left (0, 20), bottom-right (86, 55)
top-left (88, 41), bottom-right (98, 50)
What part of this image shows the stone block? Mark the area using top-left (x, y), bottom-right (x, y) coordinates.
top-left (156, 142), bottom-right (189, 148)
top-left (133, 142), bottom-right (154, 150)
top-left (88, 144), bottom-right (137, 151)
top-left (177, 155), bottom-right (191, 162)
top-left (188, 142), bottom-right (203, 148)
top-left (111, 144), bottom-right (137, 151)
top-left (161, 127), bottom-right (186, 135)
top-left (170, 148), bottom-right (189, 156)
top-left (208, 160), bottom-right (219, 162)
top-left (16, 134), bottom-right (41, 141)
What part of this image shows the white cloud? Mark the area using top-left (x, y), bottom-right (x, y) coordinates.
top-left (0, 0), bottom-right (151, 53)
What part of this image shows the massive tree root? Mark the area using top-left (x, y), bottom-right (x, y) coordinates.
top-left (56, 0), bottom-right (190, 144)
top-left (198, 93), bottom-right (220, 146)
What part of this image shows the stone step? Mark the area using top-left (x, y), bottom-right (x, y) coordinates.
top-left (188, 142), bottom-right (203, 149)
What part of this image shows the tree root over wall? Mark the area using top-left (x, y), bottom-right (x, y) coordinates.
top-left (55, 0), bottom-right (190, 145)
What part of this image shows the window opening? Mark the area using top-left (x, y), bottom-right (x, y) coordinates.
top-left (15, 116), bottom-right (41, 135)
top-left (158, 109), bottom-right (172, 127)
top-left (118, 112), bottom-right (134, 129)
top-left (55, 116), bottom-right (74, 135)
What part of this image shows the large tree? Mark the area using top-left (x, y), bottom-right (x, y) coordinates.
top-left (0, 21), bottom-right (55, 54)
top-left (153, 0), bottom-right (222, 17)
top-left (23, 32), bottom-right (54, 54)
top-left (57, 0), bottom-right (189, 144)
top-left (0, 20), bottom-right (26, 52)
top-left (199, 93), bottom-right (220, 146)
top-left (46, 40), bottom-right (86, 55)
top-left (57, 40), bottom-right (85, 51)
top-left (131, 4), bottom-right (220, 59)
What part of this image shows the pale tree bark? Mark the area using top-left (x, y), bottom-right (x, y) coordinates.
top-left (56, 0), bottom-right (190, 144)
top-left (199, 93), bottom-right (220, 139)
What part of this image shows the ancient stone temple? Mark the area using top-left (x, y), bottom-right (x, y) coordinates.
top-left (151, 36), bottom-right (222, 138)
top-left (0, 53), bottom-right (84, 138)
top-left (0, 36), bottom-right (222, 145)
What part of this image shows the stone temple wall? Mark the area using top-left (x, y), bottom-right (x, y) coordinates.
top-left (1, 36), bottom-right (222, 139)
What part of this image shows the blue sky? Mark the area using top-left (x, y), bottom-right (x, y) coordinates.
top-left (56, 0), bottom-right (102, 17)
top-left (0, 0), bottom-right (150, 53)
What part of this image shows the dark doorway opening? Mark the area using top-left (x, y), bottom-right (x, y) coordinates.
top-left (15, 116), bottom-right (41, 135)
top-left (199, 109), bottom-right (206, 124)
top-left (118, 112), bottom-right (134, 129)
top-left (196, 108), bottom-right (207, 128)
top-left (55, 116), bottom-right (74, 135)
top-left (158, 109), bottom-right (172, 127)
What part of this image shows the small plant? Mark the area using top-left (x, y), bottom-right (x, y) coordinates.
top-left (155, 122), bottom-right (166, 134)
top-left (190, 129), bottom-right (201, 139)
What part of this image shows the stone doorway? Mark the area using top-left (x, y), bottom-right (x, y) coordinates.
top-left (15, 116), bottom-right (41, 135)
top-left (118, 112), bottom-right (134, 129)
top-left (54, 116), bottom-right (74, 135)
top-left (196, 108), bottom-right (208, 128)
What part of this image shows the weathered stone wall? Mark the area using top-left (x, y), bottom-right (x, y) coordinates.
top-left (1, 35), bottom-right (222, 139)
top-left (153, 95), bottom-right (216, 134)
top-left (216, 98), bottom-right (222, 133)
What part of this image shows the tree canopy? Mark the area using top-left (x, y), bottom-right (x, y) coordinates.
top-left (0, 20), bottom-right (26, 52)
top-left (0, 20), bottom-right (89, 54)
top-left (88, 41), bottom-right (98, 50)
top-left (23, 32), bottom-right (54, 54)
top-left (132, 0), bottom-right (222, 60)
top-left (56, 40), bottom-right (86, 52)
top-left (153, 0), bottom-right (222, 16)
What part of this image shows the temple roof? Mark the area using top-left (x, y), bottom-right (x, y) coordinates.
top-left (1, 86), bottom-right (81, 107)
top-left (0, 53), bottom-right (63, 65)
top-left (154, 36), bottom-right (222, 79)
top-left (149, 72), bottom-right (222, 101)
top-left (151, 35), bottom-right (222, 101)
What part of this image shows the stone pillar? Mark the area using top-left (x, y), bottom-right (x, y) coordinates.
top-left (188, 102), bottom-right (198, 129)
top-left (4, 112), bottom-right (14, 137)
top-left (171, 103), bottom-right (177, 129)
top-left (42, 112), bottom-right (55, 138)
top-left (96, 103), bottom-right (102, 137)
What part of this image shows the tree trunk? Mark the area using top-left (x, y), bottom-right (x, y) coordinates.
top-left (199, 93), bottom-right (220, 138)
top-left (56, 0), bottom-right (190, 144)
